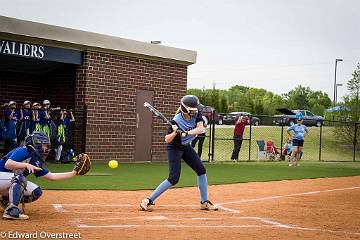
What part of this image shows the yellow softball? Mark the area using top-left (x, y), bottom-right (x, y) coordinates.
top-left (108, 160), bottom-right (119, 169)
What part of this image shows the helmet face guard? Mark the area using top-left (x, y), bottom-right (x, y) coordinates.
top-left (180, 95), bottom-right (202, 117)
top-left (181, 102), bottom-right (198, 117)
top-left (38, 144), bottom-right (51, 160)
top-left (25, 132), bottom-right (51, 161)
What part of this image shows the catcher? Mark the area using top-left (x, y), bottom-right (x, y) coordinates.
top-left (0, 131), bottom-right (90, 220)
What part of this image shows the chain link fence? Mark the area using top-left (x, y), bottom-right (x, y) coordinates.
top-left (201, 112), bottom-right (359, 162)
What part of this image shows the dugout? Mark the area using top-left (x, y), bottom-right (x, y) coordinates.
top-left (0, 16), bottom-right (196, 162)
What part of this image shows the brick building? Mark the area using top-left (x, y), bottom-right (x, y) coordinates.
top-left (0, 16), bottom-right (196, 162)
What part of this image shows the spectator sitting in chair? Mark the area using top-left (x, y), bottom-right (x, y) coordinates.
top-left (282, 138), bottom-right (303, 162)
top-left (282, 138), bottom-right (293, 160)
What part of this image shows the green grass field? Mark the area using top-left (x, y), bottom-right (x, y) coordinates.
top-left (27, 161), bottom-right (360, 190)
top-left (198, 126), bottom-right (358, 162)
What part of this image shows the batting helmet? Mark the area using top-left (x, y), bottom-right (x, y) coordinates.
top-left (25, 132), bottom-right (51, 161)
top-left (180, 95), bottom-right (202, 115)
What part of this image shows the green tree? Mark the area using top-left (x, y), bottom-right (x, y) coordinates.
top-left (346, 63), bottom-right (360, 121)
top-left (189, 84), bottom-right (330, 117)
top-left (282, 85), bottom-right (331, 116)
top-left (333, 63), bottom-right (360, 145)
top-left (282, 85), bottom-right (311, 110)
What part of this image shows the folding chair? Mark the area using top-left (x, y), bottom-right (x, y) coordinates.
top-left (256, 140), bottom-right (267, 160)
top-left (266, 140), bottom-right (280, 161)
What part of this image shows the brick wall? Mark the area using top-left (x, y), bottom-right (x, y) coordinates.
top-left (78, 50), bottom-right (187, 162)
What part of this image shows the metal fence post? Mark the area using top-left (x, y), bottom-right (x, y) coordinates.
top-left (353, 122), bottom-right (357, 162)
top-left (211, 110), bottom-right (215, 162)
top-left (319, 122), bottom-right (323, 161)
top-left (207, 111), bottom-right (213, 162)
top-left (280, 118), bottom-right (284, 160)
top-left (248, 116), bottom-right (252, 161)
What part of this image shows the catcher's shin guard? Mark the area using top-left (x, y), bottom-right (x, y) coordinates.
top-left (140, 198), bottom-right (154, 211)
top-left (3, 174), bottom-right (28, 220)
top-left (9, 174), bottom-right (27, 206)
top-left (200, 200), bottom-right (218, 211)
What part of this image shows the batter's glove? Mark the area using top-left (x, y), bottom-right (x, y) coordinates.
top-left (73, 153), bottom-right (91, 175)
top-left (176, 129), bottom-right (188, 137)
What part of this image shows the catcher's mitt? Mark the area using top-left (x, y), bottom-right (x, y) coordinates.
top-left (73, 153), bottom-right (91, 175)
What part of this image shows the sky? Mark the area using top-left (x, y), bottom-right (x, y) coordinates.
top-left (1, 0), bottom-right (359, 101)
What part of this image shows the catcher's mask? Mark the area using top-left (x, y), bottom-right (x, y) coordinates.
top-left (180, 95), bottom-right (202, 117)
top-left (25, 132), bottom-right (51, 161)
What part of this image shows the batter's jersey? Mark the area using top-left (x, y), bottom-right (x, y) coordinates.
top-left (171, 112), bottom-right (203, 145)
top-left (0, 147), bottom-right (49, 177)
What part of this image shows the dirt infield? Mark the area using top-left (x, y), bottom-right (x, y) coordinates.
top-left (1, 176), bottom-right (360, 240)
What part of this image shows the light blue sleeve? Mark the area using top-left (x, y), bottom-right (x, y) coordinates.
top-left (304, 125), bottom-right (309, 133)
top-left (287, 125), bottom-right (294, 132)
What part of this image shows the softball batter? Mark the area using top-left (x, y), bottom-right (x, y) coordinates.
top-left (140, 95), bottom-right (218, 211)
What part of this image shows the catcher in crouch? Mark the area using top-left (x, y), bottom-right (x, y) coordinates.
top-left (0, 131), bottom-right (90, 220)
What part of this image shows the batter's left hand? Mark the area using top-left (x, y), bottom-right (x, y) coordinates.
top-left (171, 125), bottom-right (178, 132)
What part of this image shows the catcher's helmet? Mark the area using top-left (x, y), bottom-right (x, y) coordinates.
top-left (25, 132), bottom-right (51, 161)
top-left (180, 95), bottom-right (202, 115)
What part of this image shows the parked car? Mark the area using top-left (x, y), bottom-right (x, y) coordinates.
top-left (273, 108), bottom-right (324, 127)
top-left (222, 112), bottom-right (260, 126)
top-left (201, 106), bottom-right (223, 125)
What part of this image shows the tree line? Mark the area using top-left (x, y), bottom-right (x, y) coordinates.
top-left (188, 85), bottom-right (332, 116)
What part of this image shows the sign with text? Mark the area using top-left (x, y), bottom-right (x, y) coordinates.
top-left (0, 40), bottom-right (82, 65)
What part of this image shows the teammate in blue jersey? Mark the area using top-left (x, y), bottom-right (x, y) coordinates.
top-left (30, 102), bottom-right (42, 133)
top-left (287, 112), bottom-right (309, 167)
top-left (17, 100), bottom-right (32, 144)
top-left (0, 132), bottom-right (80, 220)
top-left (4, 101), bottom-right (21, 152)
top-left (140, 95), bottom-right (218, 211)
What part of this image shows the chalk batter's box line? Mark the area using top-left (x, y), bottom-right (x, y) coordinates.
top-left (72, 217), bottom-right (360, 236)
top-left (52, 185), bottom-right (360, 214)
top-left (52, 185), bottom-right (360, 215)
top-left (72, 216), bottom-right (360, 236)
top-left (52, 203), bottom-right (240, 214)
top-left (53, 185), bottom-right (360, 236)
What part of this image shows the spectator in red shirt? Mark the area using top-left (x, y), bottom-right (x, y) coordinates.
top-left (231, 114), bottom-right (250, 161)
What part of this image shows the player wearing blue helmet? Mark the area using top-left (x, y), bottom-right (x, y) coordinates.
top-left (287, 112), bottom-right (309, 167)
top-left (140, 95), bottom-right (218, 211)
top-left (0, 132), bottom-right (80, 220)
